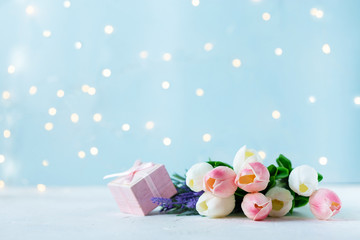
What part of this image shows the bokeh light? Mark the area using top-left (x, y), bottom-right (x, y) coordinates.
top-left (262, 12), bottom-right (271, 21)
top-left (163, 137), bottom-right (171, 146)
top-left (272, 110), bottom-right (281, 119)
top-left (37, 184), bottom-right (46, 192)
top-left (104, 25), bottom-right (114, 34)
top-left (122, 124), bottom-right (130, 132)
top-left (202, 133), bottom-right (212, 142)
top-left (145, 121), bottom-right (155, 130)
top-left (319, 157), bottom-right (328, 165)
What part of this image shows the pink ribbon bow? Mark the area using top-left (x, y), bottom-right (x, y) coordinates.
top-left (103, 160), bottom-right (155, 184)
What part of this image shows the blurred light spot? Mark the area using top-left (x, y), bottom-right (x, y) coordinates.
top-left (204, 43), bottom-right (213, 51)
top-left (309, 96), bottom-right (316, 103)
top-left (258, 151), bottom-right (266, 159)
top-left (232, 59), bottom-right (241, 68)
top-left (78, 151), bottom-right (86, 159)
top-left (93, 113), bottom-right (102, 122)
top-left (2, 91), bottom-right (11, 100)
top-left (8, 65), bottom-right (15, 74)
top-left (315, 10), bottom-right (324, 18)
top-left (0, 155), bottom-right (5, 164)
top-left (163, 137), bottom-right (171, 146)
top-left (37, 184), bottom-right (46, 192)
top-left (102, 68), bottom-right (111, 77)
top-left (64, 1), bottom-right (71, 8)
top-left (82, 84), bottom-right (90, 93)
top-left (44, 122), bottom-right (53, 131)
top-left (0, 180), bottom-right (4, 188)
top-left (274, 48), bottom-right (283, 56)
top-left (104, 25), bottom-right (114, 34)
top-left (57, 89), bottom-right (64, 98)
top-left (122, 123), bottom-right (130, 131)
top-left (145, 121), bottom-right (154, 130)
top-left (202, 133), bottom-right (211, 142)
top-left (272, 110), bottom-right (281, 119)
top-left (43, 30), bottom-right (52, 38)
top-left (71, 113), bottom-right (79, 123)
top-left (90, 147), bottom-right (98, 156)
top-left (74, 41), bottom-right (82, 49)
top-left (3, 130), bottom-right (11, 138)
top-left (88, 87), bottom-right (96, 95)
top-left (192, 0), bottom-right (200, 7)
top-left (262, 12), bottom-right (271, 21)
top-left (354, 96), bottom-right (360, 105)
top-left (322, 44), bottom-right (331, 54)
top-left (310, 8), bottom-right (317, 16)
top-left (48, 107), bottom-right (57, 116)
top-left (319, 157), bottom-right (328, 165)
top-left (162, 81), bottom-right (170, 90)
top-left (26, 5), bottom-right (35, 15)
top-left (29, 86), bottom-right (37, 95)
top-left (140, 51), bottom-right (148, 59)
top-left (196, 88), bottom-right (204, 96)
top-left (162, 53), bottom-right (172, 61)
top-left (42, 160), bottom-right (49, 167)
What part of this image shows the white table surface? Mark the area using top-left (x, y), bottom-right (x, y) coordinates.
top-left (1, 184), bottom-right (359, 240)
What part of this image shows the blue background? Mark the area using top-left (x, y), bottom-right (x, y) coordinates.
top-left (1, 0), bottom-right (359, 186)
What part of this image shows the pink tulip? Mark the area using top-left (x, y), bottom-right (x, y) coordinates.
top-left (241, 193), bottom-right (272, 221)
top-left (309, 188), bottom-right (341, 220)
top-left (203, 166), bottom-right (237, 198)
top-left (235, 162), bottom-right (270, 192)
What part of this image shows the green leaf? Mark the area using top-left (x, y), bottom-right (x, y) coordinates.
top-left (268, 176), bottom-right (276, 188)
top-left (294, 195), bottom-right (309, 208)
top-left (289, 191), bottom-right (296, 214)
top-left (207, 160), bottom-right (233, 169)
top-left (262, 176), bottom-right (276, 194)
top-left (172, 173), bottom-right (185, 181)
top-left (318, 173), bottom-right (323, 182)
top-left (276, 167), bottom-right (289, 180)
top-left (276, 154), bottom-right (292, 170)
top-left (267, 164), bottom-right (278, 177)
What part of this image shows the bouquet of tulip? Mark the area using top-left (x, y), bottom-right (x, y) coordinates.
top-left (152, 146), bottom-right (341, 220)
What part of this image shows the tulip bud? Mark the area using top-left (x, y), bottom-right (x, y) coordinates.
top-left (241, 193), bottom-right (272, 221)
top-left (186, 162), bottom-right (213, 192)
top-left (203, 166), bottom-right (237, 198)
top-left (196, 192), bottom-right (235, 218)
top-left (309, 188), bottom-right (341, 220)
top-left (233, 145), bottom-right (262, 174)
top-left (265, 187), bottom-right (294, 217)
top-left (235, 162), bottom-right (270, 192)
top-left (288, 165), bottom-right (318, 196)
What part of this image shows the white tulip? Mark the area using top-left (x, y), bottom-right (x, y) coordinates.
top-left (265, 187), bottom-right (294, 217)
top-left (288, 165), bottom-right (318, 196)
top-left (196, 192), bottom-right (235, 218)
top-left (233, 145), bottom-right (262, 174)
top-left (186, 162), bottom-right (213, 192)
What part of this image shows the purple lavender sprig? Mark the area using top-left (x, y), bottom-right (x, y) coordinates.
top-left (151, 173), bottom-right (202, 215)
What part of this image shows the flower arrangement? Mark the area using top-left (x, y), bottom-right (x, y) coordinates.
top-left (152, 145), bottom-right (341, 220)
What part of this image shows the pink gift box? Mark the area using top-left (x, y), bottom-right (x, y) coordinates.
top-left (106, 161), bottom-right (177, 216)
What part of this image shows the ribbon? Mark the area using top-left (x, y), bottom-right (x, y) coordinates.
top-left (103, 160), bottom-right (155, 184)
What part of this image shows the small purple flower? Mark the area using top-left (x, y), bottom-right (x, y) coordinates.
top-left (151, 178), bottom-right (203, 214)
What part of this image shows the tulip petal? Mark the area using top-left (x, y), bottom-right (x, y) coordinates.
top-left (204, 166), bottom-right (237, 198)
top-left (186, 162), bottom-right (213, 192)
top-left (288, 165), bottom-right (318, 196)
top-left (309, 188), bottom-right (341, 220)
top-left (266, 187), bottom-right (294, 217)
top-left (241, 193), bottom-right (272, 221)
top-left (196, 192), bottom-right (235, 218)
